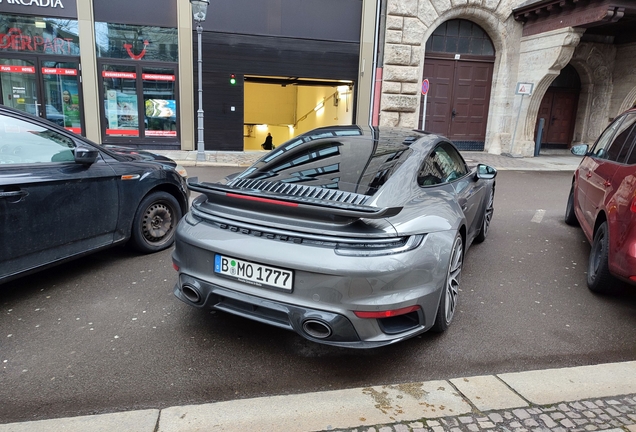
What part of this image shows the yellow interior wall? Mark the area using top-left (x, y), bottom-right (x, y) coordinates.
top-left (243, 82), bottom-right (353, 150)
top-left (294, 86), bottom-right (354, 136)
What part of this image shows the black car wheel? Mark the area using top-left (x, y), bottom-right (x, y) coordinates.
top-left (432, 233), bottom-right (463, 332)
top-left (587, 221), bottom-right (615, 293)
top-left (565, 184), bottom-right (579, 226)
top-left (474, 185), bottom-right (494, 243)
top-left (130, 191), bottom-right (182, 253)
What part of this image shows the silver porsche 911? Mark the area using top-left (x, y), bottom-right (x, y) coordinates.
top-left (172, 126), bottom-right (496, 348)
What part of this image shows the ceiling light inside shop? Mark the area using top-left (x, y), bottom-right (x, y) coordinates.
top-left (35, 20), bottom-right (46, 28)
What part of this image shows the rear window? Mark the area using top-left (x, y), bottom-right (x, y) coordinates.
top-left (234, 128), bottom-right (421, 196)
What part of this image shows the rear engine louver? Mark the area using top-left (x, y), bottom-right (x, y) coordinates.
top-left (228, 179), bottom-right (370, 206)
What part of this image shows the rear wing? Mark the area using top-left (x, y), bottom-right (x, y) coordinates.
top-left (187, 179), bottom-right (402, 220)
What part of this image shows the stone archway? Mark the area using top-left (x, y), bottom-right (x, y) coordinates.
top-left (379, 3), bottom-right (517, 154)
top-left (511, 28), bottom-right (584, 156)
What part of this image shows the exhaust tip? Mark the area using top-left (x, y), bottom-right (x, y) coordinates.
top-left (181, 284), bottom-right (202, 303)
top-left (302, 319), bottom-right (332, 339)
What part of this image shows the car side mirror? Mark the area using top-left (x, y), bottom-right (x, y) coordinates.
top-left (570, 144), bottom-right (588, 156)
top-left (476, 163), bottom-right (497, 180)
top-left (74, 146), bottom-right (99, 165)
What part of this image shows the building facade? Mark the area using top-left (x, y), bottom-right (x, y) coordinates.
top-left (377, 0), bottom-right (636, 156)
top-left (0, 0), bottom-right (378, 152)
top-left (2, 0), bottom-right (634, 156)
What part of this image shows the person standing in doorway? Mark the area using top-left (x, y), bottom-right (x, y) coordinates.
top-left (261, 133), bottom-right (274, 150)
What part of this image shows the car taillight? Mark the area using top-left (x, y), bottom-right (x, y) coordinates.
top-left (631, 196), bottom-right (636, 213)
top-left (354, 305), bottom-right (420, 319)
top-left (172, 262), bottom-right (179, 271)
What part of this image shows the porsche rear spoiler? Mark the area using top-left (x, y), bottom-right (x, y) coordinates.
top-left (187, 179), bottom-right (402, 220)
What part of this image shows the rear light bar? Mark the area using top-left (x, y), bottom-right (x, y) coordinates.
top-left (354, 305), bottom-right (420, 319)
top-left (226, 192), bottom-right (299, 207)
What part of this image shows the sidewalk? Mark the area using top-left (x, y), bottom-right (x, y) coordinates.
top-left (155, 149), bottom-right (583, 172)
top-left (1, 361), bottom-right (634, 431)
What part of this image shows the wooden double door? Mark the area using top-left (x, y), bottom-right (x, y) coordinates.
top-left (535, 88), bottom-right (579, 147)
top-left (419, 55), bottom-right (494, 145)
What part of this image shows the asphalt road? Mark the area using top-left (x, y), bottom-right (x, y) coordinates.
top-left (1, 168), bottom-right (635, 424)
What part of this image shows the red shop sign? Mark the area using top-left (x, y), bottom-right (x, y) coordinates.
top-left (102, 71), bottom-right (137, 79)
top-left (42, 67), bottom-right (77, 76)
top-left (0, 65), bottom-right (35, 73)
top-left (142, 74), bottom-right (175, 81)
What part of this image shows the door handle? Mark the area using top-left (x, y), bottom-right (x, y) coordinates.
top-left (603, 180), bottom-right (612, 188)
top-left (551, 116), bottom-right (556, 125)
top-left (451, 109), bottom-right (457, 119)
top-left (0, 190), bottom-right (28, 200)
top-left (586, 172), bottom-right (592, 178)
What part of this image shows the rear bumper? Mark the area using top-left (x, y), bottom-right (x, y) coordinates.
top-left (174, 273), bottom-right (425, 348)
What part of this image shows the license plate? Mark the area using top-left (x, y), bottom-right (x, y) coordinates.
top-left (214, 254), bottom-right (293, 291)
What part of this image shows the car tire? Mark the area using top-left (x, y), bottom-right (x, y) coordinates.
top-left (474, 185), bottom-right (494, 243)
top-left (564, 184), bottom-right (579, 226)
top-left (432, 233), bottom-right (463, 333)
top-left (587, 221), bottom-right (615, 293)
top-left (129, 191), bottom-right (182, 253)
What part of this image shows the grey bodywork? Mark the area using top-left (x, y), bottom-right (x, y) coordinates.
top-left (172, 126), bottom-right (495, 348)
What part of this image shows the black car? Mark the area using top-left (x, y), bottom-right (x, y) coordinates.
top-left (0, 105), bottom-right (189, 285)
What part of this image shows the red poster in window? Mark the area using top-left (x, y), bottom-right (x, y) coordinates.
top-left (102, 71), bottom-right (137, 79)
top-left (0, 65), bottom-right (35, 73)
top-left (142, 74), bottom-right (175, 81)
top-left (42, 68), bottom-right (77, 76)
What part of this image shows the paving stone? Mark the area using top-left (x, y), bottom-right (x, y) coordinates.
top-left (488, 413), bottom-right (504, 423)
top-left (560, 418), bottom-right (576, 428)
top-left (394, 425), bottom-right (409, 432)
top-left (478, 421), bottom-right (495, 428)
top-left (467, 424), bottom-right (479, 432)
top-left (513, 409), bottom-right (531, 420)
top-left (539, 413), bottom-right (558, 428)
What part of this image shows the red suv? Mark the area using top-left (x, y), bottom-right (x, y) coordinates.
top-left (565, 108), bottom-right (636, 293)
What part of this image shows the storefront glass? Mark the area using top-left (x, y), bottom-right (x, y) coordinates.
top-left (0, 14), bottom-right (79, 56)
top-left (0, 58), bottom-right (37, 112)
top-left (143, 67), bottom-right (177, 138)
top-left (96, 22), bottom-right (179, 145)
top-left (95, 23), bottom-right (178, 62)
top-left (102, 64), bottom-right (139, 137)
top-left (0, 14), bottom-right (83, 134)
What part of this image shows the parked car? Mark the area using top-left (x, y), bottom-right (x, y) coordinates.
top-left (0, 105), bottom-right (189, 285)
top-left (172, 126), bottom-right (497, 348)
top-left (565, 107), bottom-right (636, 292)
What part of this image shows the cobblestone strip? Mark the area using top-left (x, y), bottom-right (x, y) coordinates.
top-left (322, 394), bottom-right (636, 432)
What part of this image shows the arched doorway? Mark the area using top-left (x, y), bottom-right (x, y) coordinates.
top-left (420, 19), bottom-right (495, 150)
top-left (535, 64), bottom-right (581, 149)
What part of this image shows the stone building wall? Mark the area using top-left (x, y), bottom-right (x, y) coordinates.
top-left (378, 0), bottom-right (632, 156)
top-left (609, 43), bottom-right (636, 118)
top-left (379, 0), bottom-right (522, 155)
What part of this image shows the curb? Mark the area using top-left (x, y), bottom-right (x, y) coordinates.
top-left (2, 361), bottom-right (635, 432)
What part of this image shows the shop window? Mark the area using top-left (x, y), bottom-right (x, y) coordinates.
top-left (102, 65), bottom-right (139, 137)
top-left (0, 14), bottom-right (80, 56)
top-left (95, 23), bottom-right (178, 62)
top-left (143, 67), bottom-right (177, 138)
